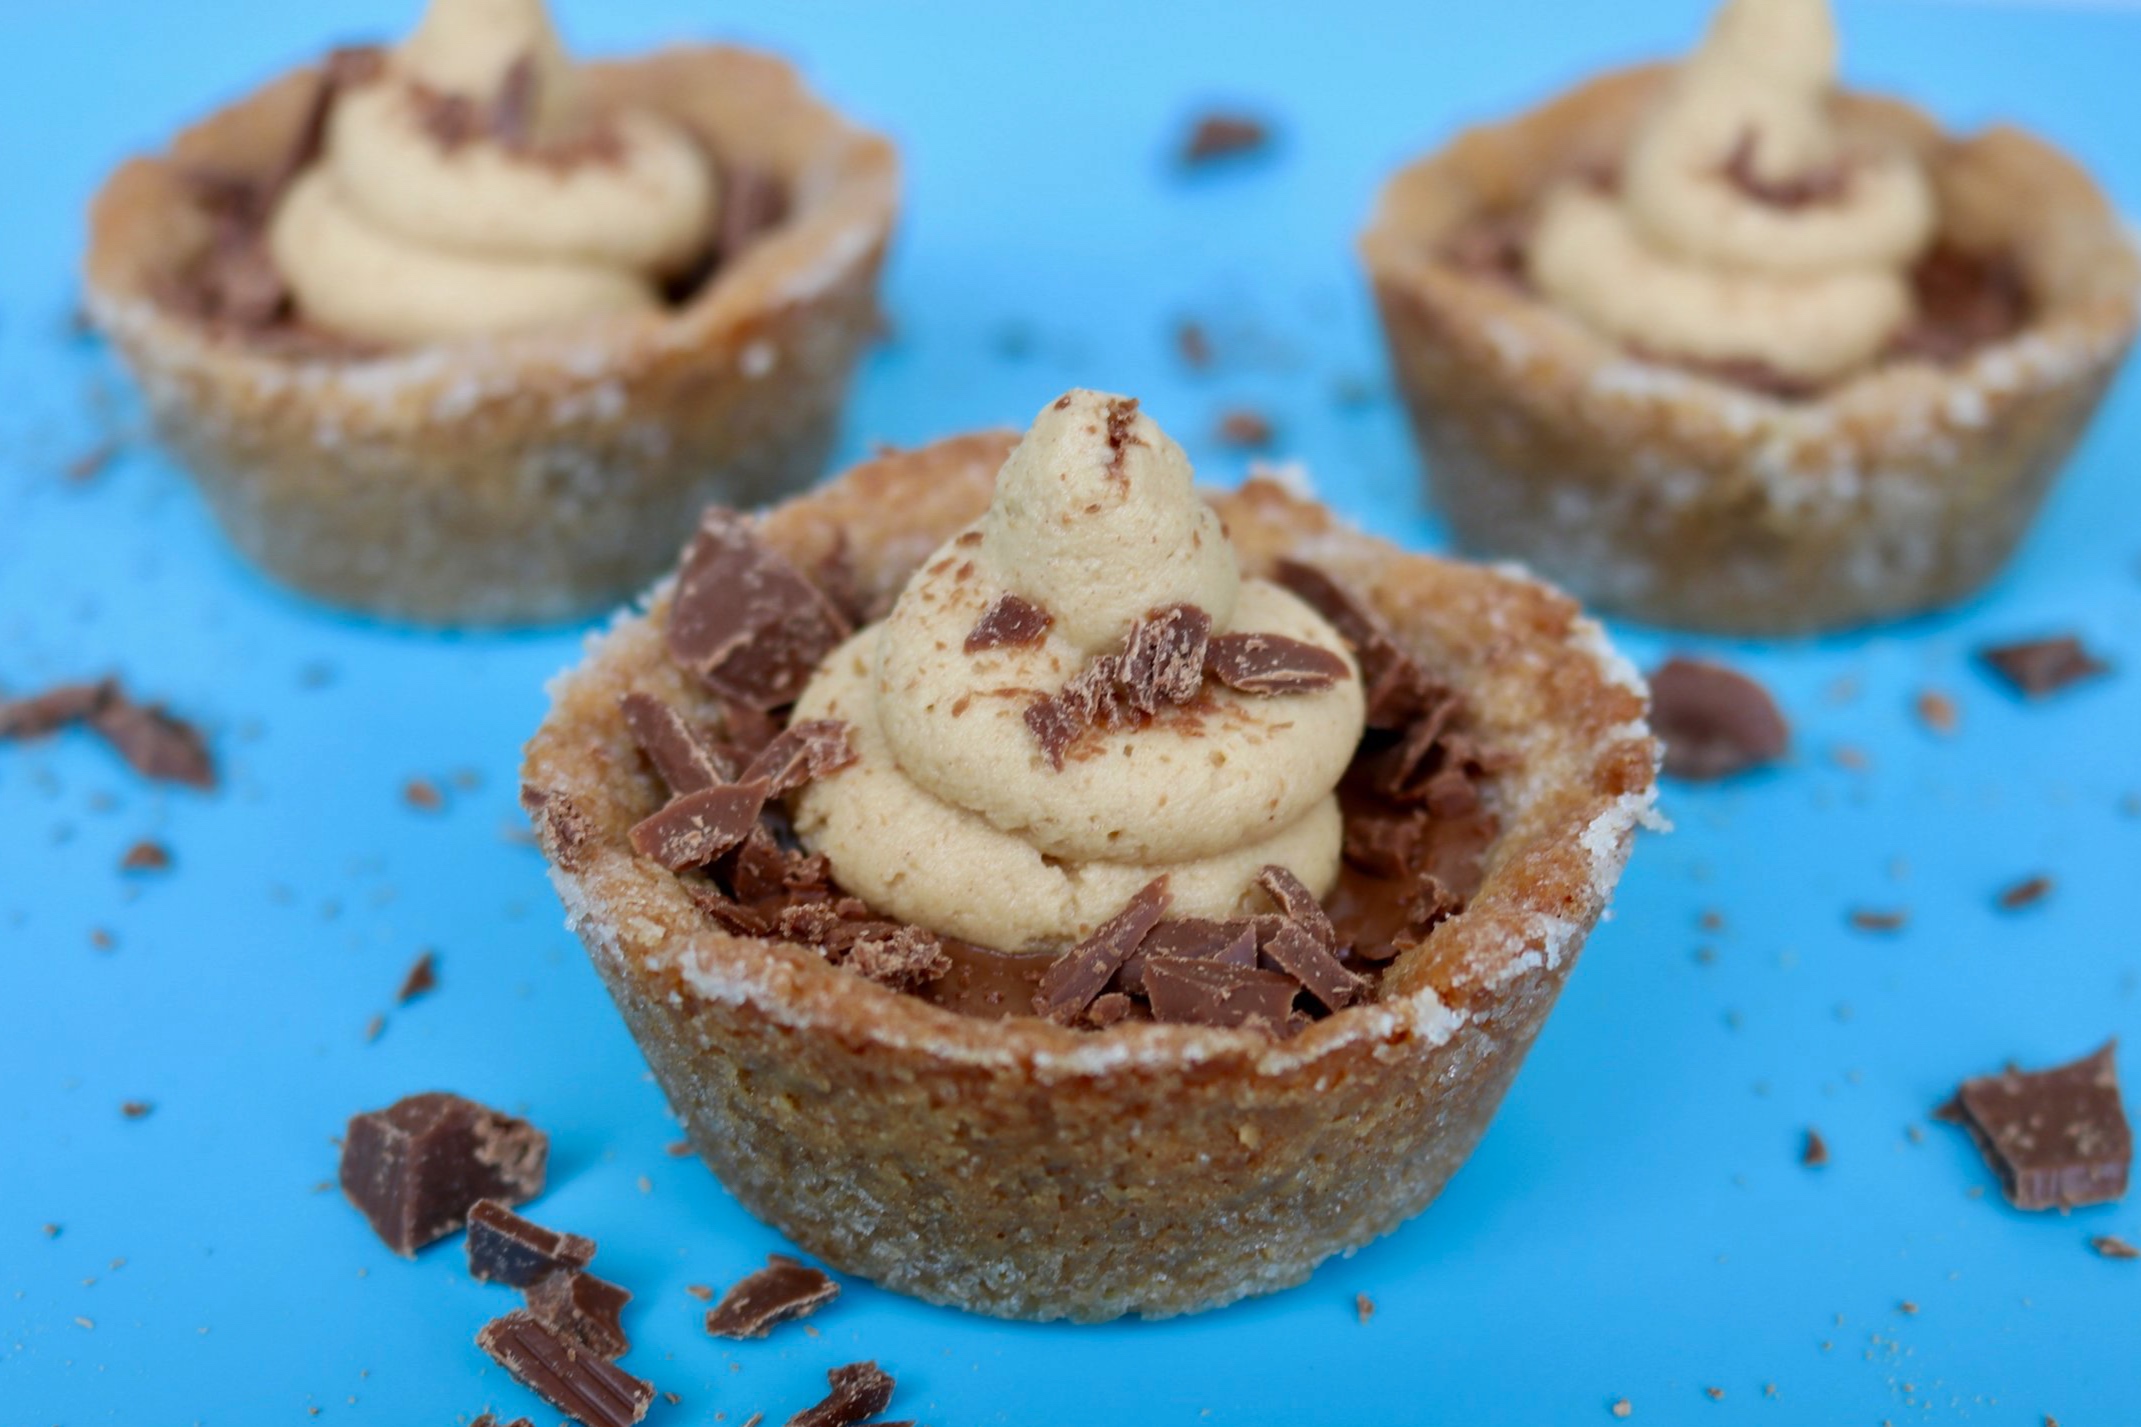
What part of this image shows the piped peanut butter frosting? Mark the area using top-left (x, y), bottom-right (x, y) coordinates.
top-left (789, 392), bottom-right (1366, 953)
top-left (268, 0), bottom-right (716, 343)
top-left (1529, 0), bottom-right (1936, 383)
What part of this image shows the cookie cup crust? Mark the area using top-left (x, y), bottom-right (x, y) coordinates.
top-left (521, 433), bottom-right (1659, 1321)
top-left (84, 46), bottom-right (897, 626)
top-left (1362, 66), bottom-right (2140, 635)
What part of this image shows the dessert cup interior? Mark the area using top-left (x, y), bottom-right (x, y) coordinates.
top-left (524, 434), bottom-right (1659, 1077)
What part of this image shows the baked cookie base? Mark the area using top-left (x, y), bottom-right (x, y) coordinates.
top-left (1362, 67), bottom-right (2141, 635)
top-left (84, 47), bottom-right (897, 626)
top-left (522, 435), bottom-right (1659, 1321)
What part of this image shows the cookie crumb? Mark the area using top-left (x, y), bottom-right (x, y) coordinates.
top-left (1355, 1292), bottom-right (1375, 1324)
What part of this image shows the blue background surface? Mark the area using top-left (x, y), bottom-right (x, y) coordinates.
top-left (5, 1), bottom-right (2139, 1422)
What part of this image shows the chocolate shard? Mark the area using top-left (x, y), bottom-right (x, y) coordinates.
top-left (1180, 112), bottom-right (1270, 166)
top-left (842, 924), bottom-right (951, 991)
top-left (1144, 957), bottom-right (1300, 1033)
top-left (1118, 917), bottom-right (1257, 997)
top-left (688, 883), bottom-right (774, 938)
top-left (526, 1268), bottom-right (633, 1360)
top-left (785, 1361), bottom-right (895, 1427)
top-left (1023, 691), bottom-right (1088, 771)
top-left (1272, 560), bottom-right (1439, 727)
top-left (0, 679), bottom-right (115, 739)
top-left (1204, 632), bottom-right (1349, 695)
top-left (1977, 635), bottom-right (2111, 699)
top-left (1935, 1042), bottom-right (2130, 1211)
top-left (1119, 604), bottom-right (1212, 713)
top-left (964, 593), bottom-right (1055, 654)
top-left (88, 694), bottom-right (216, 789)
top-left (666, 508), bottom-right (850, 710)
top-left (1036, 878), bottom-right (1172, 1024)
top-left (339, 1092), bottom-right (547, 1257)
top-left (629, 781), bottom-right (771, 872)
top-left (1647, 656), bottom-right (1789, 781)
top-left (741, 719), bottom-right (857, 796)
top-left (476, 1308), bottom-right (653, 1427)
top-left (1255, 865), bottom-right (1340, 950)
top-left (723, 824), bottom-right (837, 903)
top-left (468, 1415), bottom-right (534, 1427)
top-left (466, 1199), bottom-right (596, 1289)
top-left (620, 692), bottom-right (734, 794)
top-left (711, 160), bottom-right (789, 268)
top-left (704, 1254), bottom-right (841, 1340)
top-left (395, 950), bottom-right (437, 1004)
top-left (1260, 919), bottom-right (1366, 1013)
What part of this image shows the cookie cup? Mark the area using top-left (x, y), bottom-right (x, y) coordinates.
top-left (1362, 66), bottom-right (2140, 635)
top-left (521, 433), bottom-right (1659, 1321)
top-left (85, 46), bottom-right (896, 626)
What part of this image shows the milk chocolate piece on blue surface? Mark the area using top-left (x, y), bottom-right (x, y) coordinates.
top-left (339, 1093), bottom-right (546, 1257)
top-left (466, 1199), bottom-right (595, 1289)
top-left (477, 1309), bottom-right (652, 1427)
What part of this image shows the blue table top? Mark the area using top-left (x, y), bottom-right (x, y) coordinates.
top-left (6, 2), bottom-right (2139, 1423)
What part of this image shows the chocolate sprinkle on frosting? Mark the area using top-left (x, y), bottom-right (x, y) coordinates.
top-left (1936, 1042), bottom-right (2131, 1211)
top-left (1118, 603), bottom-right (1212, 713)
top-left (964, 593), bottom-right (1055, 654)
top-left (1977, 635), bottom-right (2112, 699)
top-left (525, 1268), bottom-right (633, 1360)
top-left (1648, 656), bottom-right (1789, 781)
top-left (668, 509), bottom-right (852, 711)
top-left (785, 1361), bottom-right (895, 1427)
top-left (704, 1255), bottom-right (840, 1340)
top-left (466, 1199), bottom-right (596, 1289)
top-left (1205, 632), bottom-right (1350, 694)
top-left (1036, 878), bottom-right (1172, 1023)
top-left (476, 1309), bottom-right (653, 1427)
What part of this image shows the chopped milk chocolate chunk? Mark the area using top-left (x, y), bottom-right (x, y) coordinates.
top-left (1261, 920), bottom-right (1366, 1013)
top-left (629, 782), bottom-right (771, 872)
top-left (339, 1092), bottom-right (547, 1256)
top-left (1978, 636), bottom-right (2111, 698)
top-left (526, 1268), bottom-right (633, 1360)
top-left (711, 161), bottom-right (789, 269)
top-left (704, 1254), bottom-right (841, 1340)
top-left (2092, 1234), bottom-right (2139, 1260)
top-left (1205, 632), bottom-right (1349, 695)
top-left (620, 692), bottom-right (734, 794)
top-left (120, 840), bottom-right (172, 872)
top-left (964, 594), bottom-right (1054, 654)
top-left (1036, 878), bottom-right (1172, 1023)
top-left (1023, 695), bottom-right (1087, 771)
top-left (1272, 561), bottom-right (1438, 727)
top-left (843, 925), bottom-right (951, 991)
top-left (1801, 1129), bottom-right (1829, 1168)
top-left (667, 509), bottom-right (850, 710)
top-left (741, 720), bottom-right (857, 795)
top-left (1145, 957), bottom-right (1300, 1032)
top-left (395, 950), bottom-right (437, 1004)
top-left (1647, 657), bottom-right (1789, 780)
top-left (1180, 112), bottom-right (1270, 166)
top-left (466, 1199), bottom-right (596, 1288)
top-left (1722, 128), bottom-right (1848, 208)
top-left (0, 679), bottom-right (115, 739)
top-left (1215, 408), bottom-right (1273, 448)
top-left (1120, 604), bottom-right (1213, 713)
top-left (476, 1309), bottom-right (653, 1427)
top-left (1255, 865), bottom-right (1339, 950)
top-left (785, 1361), bottom-right (895, 1427)
top-left (1118, 918), bottom-right (1258, 996)
top-left (1936, 1042), bottom-right (2130, 1211)
top-left (468, 1415), bottom-right (533, 1427)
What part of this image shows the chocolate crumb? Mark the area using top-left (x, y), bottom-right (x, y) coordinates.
top-left (1180, 111), bottom-right (1270, 166)
top-left (64, 440), bottom-right (118, 484)
top-left (1175, 320), bottom-right (1213, 369)
top-left (667, 509), bottom-right (851, 711)
top-left (1355, 1292), bottom-right (1375, 1324)
top-left (525, 1268), bottom-right (632, 1360)
top-left (0, 679), bottom-right (115, 740)
top-left (119, 1100), bottom-right (154, 1120)
top-left (785, 1360), bottom-right (894, 1427)
top-left (395, 950), bottom-right (437, 1004)
top-left (477, 1309), bottom-right (652, 1427)
top-left (1848, 909), bottom-right (1908, 933)
top-left (1801, 1129), bottom-right (1829, 1168)
top-left (1205, 632), bottom-right (1349, 695)
top-left (1915, 689), bottom-right (1960, 736)
top-left (403, 778), bottom-right (444, 812)
top-left (88, 692), bottom-right (216, 789)
top-left (964, 594), bottom-right (1054, 654)
top-left (1215, 408), bottom-right (1273, 448)
top-left (1648, 657), bottom-right (1788, 780)
top-left (363, 1013), bottom-right (385, 1043)
top-left (1037, 878), bottom-right (1171, 1023)
top-left (466, 1200), bottom-right (595, 1289)
top-left (1935, 1041), bottom-right (2130, 1211)
top-left (842, 925), bottom-right (951, 991)
top-left (1997, 875), bottom-right (2054, 912)
top-left (2091, 1234), bottom-right (2139, 1260)
top-left (339, 1092), bottom-right (546, 1257)
top-left (705, 1255), bottom-right (840, 1340)
top-left (1978, 636), bottom-right (2111, 699)
top-left (119, 840), bottom-right (171, 872)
